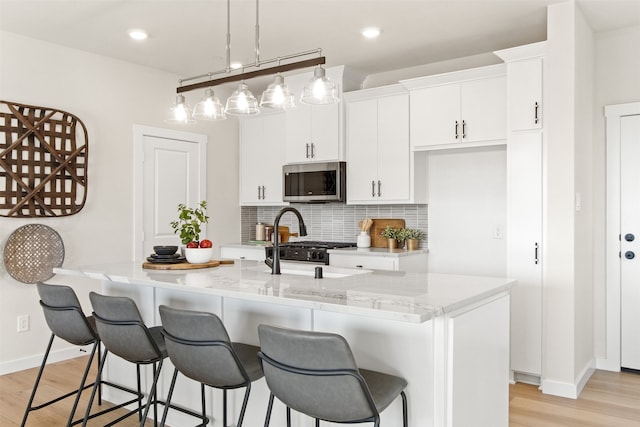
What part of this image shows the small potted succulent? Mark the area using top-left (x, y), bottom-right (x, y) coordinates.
top-left (381, 226), bottom-right (403, 249)
top-left (170, 200), bottom-right (213, 263)
top-left (402, 228), bottom-right (424, 251)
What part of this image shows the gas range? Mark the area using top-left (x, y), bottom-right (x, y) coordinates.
top-left (265, 241), bottom-right (356, 265)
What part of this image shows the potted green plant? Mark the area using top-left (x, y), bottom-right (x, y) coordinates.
top-left (381, 225), bottom-right (401, 249)
top-left (403, 228), bottom-right (424, 250)
top-left (170, 201), bottom-right (213, 263)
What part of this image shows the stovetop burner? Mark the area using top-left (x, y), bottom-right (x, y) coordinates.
top-left (265, 240), bottom-right (356, 264)
top-left (280, 241), bottom-right (356, 249)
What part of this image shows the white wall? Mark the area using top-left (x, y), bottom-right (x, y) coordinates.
top-left (573, 3), bottom-right (595, 386)
top-left (543, 1), bottom-right (579, 394)
top-left (427, 146), bottom-right (507, 277)
top-left (542, 1), bottom-right (596, 398)
top-left (593, 25), bottom-right (640, 359)
top-left (0, 32), bottom-right (240, 372)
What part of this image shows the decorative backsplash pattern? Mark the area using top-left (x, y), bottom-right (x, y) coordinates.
top-left (241, 204), bottom-right (428, 246)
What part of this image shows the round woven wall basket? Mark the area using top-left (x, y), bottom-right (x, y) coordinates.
top-left (3, 224), bottom-right (65, 284)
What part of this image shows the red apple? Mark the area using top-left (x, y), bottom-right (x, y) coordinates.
top-left (200, 239), bottom-right (213, 248)
top-left (186, 241), bottom-right (199, 248)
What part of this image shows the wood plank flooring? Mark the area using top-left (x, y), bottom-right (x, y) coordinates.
top-left (3, 356), bottom-right (640, 426)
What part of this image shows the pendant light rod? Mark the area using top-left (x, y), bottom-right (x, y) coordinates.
top-left (254, 0), bottom-right (260, 65)
top-left (225, 0), bottom-right (231, 71)
top-left (177, 56), bottom-right (325, 94)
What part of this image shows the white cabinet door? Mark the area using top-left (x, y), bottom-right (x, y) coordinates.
top-left (240, 114), bottom-right (286, 205)
top-left (311, 103), bottom-right (340, 161)
top-left (410, 83), bottom-right (460, 147)
top-left (286, 103), bottom-right (340, 163)
top-left (346, 99), bottom-right (379, 201)
top-left (507, 131), bottom-right (542, 376)
top-left (461, 76), bottom-right (506, 143)
top-left (377, 94), bottom-right (410, 201)
top-left (507, 58), bottom-right (543, 131)
top-left (347, 93), bottom-right (410, 203)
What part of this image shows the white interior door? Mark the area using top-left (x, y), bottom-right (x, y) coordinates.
top-left (133, 125), bottom-right (207, 261)
top-left (620, 114), bottom-right (640, 369)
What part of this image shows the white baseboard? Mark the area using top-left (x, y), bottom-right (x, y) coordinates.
top-left (596, 356), bottom-right (621, 372)
top-left (0, 345), bottom-right (92, 376)
top-left (541, 359), bottom-right (595, 399)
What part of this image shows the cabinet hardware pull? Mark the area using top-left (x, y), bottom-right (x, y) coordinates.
top-left (534, 242), bottom-right (539, 265)
top-left (306, 143), bottom-right (310, 158)
top-left (262, 186), bottom-right (266, 200)
top-left (371, 180), bottom-right (376, 197)
top-left (534, 102), bottom-right (539, 124)
top-left (355, 265), bottom-right (363, 268)
top-left (310, 143), bottom-right (315, 158)
top-left (455, 121), bottom-right (459, 139)
top-left (257, 186), bottom-right (261, 200)
top-left (462, 120), bottom-right (467, 139)
top-left (377, 180), bottom-right (382, 197)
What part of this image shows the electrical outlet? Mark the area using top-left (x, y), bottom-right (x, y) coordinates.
top-left (493, 224), bottom-right (504, 239)
top-left (17, 315), bottom-right (29, 333)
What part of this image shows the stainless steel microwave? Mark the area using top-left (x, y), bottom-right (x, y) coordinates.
top-left (283, 161), bottom-right (346, 203)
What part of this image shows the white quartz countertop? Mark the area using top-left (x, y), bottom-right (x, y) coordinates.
top-left (55, 261), bottom-right (513, 324)
top-left (328, 247), bottom-right (429, 257)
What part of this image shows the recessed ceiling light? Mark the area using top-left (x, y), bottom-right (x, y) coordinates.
top-left (128, 29), bottom-right (148, 41)
top-left (361, 27), bottom-right (381, 39)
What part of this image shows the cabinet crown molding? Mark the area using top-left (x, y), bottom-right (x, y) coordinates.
top-left (399, 63), bottom-right (506, 90)
top-left (494, 41), bottom-right (547, 63)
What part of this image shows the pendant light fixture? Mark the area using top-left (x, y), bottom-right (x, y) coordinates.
top-left (260, 74), bottom-right (296, 109)
top-left (300, 66), bottom-right (340, 105)
top-left (165, 94), bottom-right (196, 124)
top-left (193, 88), bottom-right (226, 120)
top-left (169, 0), bottom-right (338, 122)
top-left (225, 82), bottom-right (260, 115)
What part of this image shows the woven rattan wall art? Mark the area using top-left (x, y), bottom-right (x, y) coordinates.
top-left (0, 100), bottom-right (88, 217)
top-left (3, 224), bottom-right (65, 284)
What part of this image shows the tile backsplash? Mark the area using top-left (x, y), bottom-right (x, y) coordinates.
top-left (241, 204), bottom-right (428, 245)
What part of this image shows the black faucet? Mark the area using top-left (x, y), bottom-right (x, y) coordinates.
top-left (265, 207), bottom-right (308, 274)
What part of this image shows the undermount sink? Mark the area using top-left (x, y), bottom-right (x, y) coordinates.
top-left (262, 263), bottom-right (371, 278)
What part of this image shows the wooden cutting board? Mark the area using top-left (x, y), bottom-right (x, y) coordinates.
top-left (369, 218), bottom-right (406, 248)
top-left (142, 259), bottom-right (234, 270)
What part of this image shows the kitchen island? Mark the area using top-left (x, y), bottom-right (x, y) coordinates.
top-left (55, 260), bottom-right (513, 427)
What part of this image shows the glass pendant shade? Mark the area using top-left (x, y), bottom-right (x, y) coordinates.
top-left (225, 82), bottom-right (260, 116)
top-left (165, 94), bottom-right (196, 124)
top-left (260, 75), bottom-right (296, 110)
top-left (300, 67), bottom-right (340, 105)
top-left (193, 88), bottom-right (226, 120)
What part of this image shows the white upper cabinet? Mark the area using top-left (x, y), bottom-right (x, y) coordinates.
top-left (495, 42), bottom-right (545, 132)
top-left (283, 66), bottom-right (364, 163)
top-left (285, 102), bottom-right (340, 162)
top-left (239, 113), bottom-right (287, 206)
top-left (345, 85), bottom-right (426, 204)
top-left (402, 64), bottom-right (507, 150)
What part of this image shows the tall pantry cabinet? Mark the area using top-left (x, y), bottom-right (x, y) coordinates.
top-left (495, 42), bottom-right (545, 382)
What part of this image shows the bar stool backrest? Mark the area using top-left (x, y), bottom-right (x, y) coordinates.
top-left (159, 305), bottom-right (249, 388)
top-left (258, 324), bottom-right (378, 423)
top-left (37, 282), bottom-right (97, 346)
top-left (89, 292), bottom-right (162, 363)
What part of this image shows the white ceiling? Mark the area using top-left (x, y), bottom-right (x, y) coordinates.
top-left (1, 0), bottom-right (639, 85)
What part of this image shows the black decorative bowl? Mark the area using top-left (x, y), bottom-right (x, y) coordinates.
top-left (153, 245), bottom-right (178, 255)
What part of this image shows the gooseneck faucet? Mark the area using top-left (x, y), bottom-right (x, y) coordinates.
top-left (265, 207), bottom-right (308, 274)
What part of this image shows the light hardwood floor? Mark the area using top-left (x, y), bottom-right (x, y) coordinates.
top-left (3, 356), bottom-right (640, 426)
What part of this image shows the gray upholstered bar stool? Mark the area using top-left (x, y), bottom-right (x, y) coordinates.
top-left (22, 282), bottom-right (142, 427)
top-left (83, 292), bottom-right (206, 427)
top-left (158, 305), bottom-right (264, 427)
top-left (258, 324), bottom-right (408, 427)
